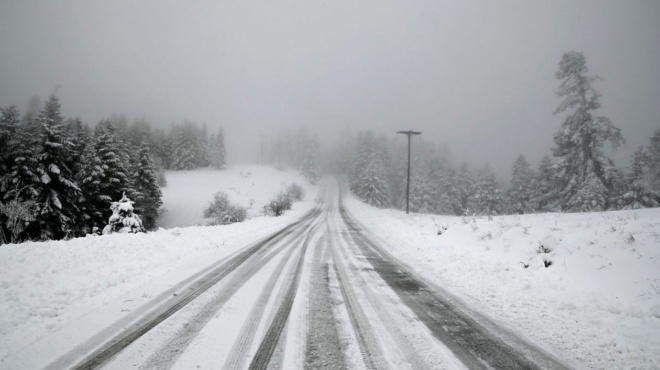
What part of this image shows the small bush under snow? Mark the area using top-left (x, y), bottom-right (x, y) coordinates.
top-left (203, 191), bottom-right (248, 225)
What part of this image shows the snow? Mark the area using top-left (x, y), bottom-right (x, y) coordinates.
top-left (1, 167), bottom-right (658, 369)
top-left (0, 165), bottom-right (316, 369)
top-left (158, 165), bottom-right (313, 228)
top-left (343, 192), bottom-right (660, 369)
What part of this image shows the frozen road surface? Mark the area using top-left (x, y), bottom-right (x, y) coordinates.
top-left (48, 181), bottom-right (570, 370)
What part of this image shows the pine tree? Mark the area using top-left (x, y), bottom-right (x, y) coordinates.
top-left (208, 127), bottom-right (227, 169)
top-left (63, 117), bottom-right (91, 177)
top-left (474, 165), bottom-right (504, 216)
top-left (615, 145), bottom-right (659, 209)
top-left (456, 162), bottom-right (476, 215)
top-left (171, 122), bottom-right (203, 170)
top-left (26, 95), bottom-right (81, 240)
top-left (550, 51), bottom-right (624, 212)
top-left (132, 141), bottom-right (163, 230)
top-left (647, 129), bottom-right (660, 201)
top-left (532, 155), bottom-right (555, 212)
top-left (95, 120), bottom-right (131, 207)
top-left (301, 135), bottom-right (320, 185)
top-left (350, 131), bottom-right (391, 207)
top-left (508, 155), bottom-right (536, 214)
top-left (0, 106), bottom-right (21, 197)
top-left (75, 143), bottom-right (108, 234)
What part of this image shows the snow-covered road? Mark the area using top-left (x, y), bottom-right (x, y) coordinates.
top-left (37, 180), bottom-right (571, 369)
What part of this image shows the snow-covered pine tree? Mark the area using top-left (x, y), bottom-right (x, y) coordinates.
top-left (0, 106), bottom-right (21, 197)
top-left (350, 131), bottom-right (392, 207)
top-left (473, 165), bottom-right (504, 216)
top-left (171, 121), bottom-right (203, 170)
top-left (456, 162), bottom-right (476, 215)
top-left (614, 146), bottom-right (658, 209)
top-left (25, 95), bottom-right (81, 240)
top-left (94, 120), bottom-right (132, 208)
top-left (550, 51), bottom-right (624, 212)
top-left (508, 155), bottom-right (536, 214)
top-left (151, 127), bottom-right (172, 169)
top-left (63, 117), bottom-right (91, 178)
top-left (75, 142), bottom-right (108, 234)
top-left (208, 127), bottom-right (227, 169)
top-left (646, 129), bottom-right (660, 203)
top-left (102, 193), bottom-right (145, 234)
top-left (131, 141), bottom-right (163, 230)
top-left (531, 155), bottom-right (555, 212)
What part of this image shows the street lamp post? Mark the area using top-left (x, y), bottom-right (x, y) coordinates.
top-left (397, 130), bottom-right (422, 214)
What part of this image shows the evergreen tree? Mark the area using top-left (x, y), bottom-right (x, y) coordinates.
top-left (456, 162), bottom-right (476, 215)
top-left (532, 155), bottom-right (555, 212)
top-left (615, 145), bottom-right (659, 209)
top-left (350, 131), bottom-right (391, 207)
top-left (550, 51), bottom-right (624, 212)
top-left (26, 95), bottom-right (81, 240)
top-left (0, 106), bottom-right (21, 197)
top-left (75, 142), bottom-right (108, 234)
top-left (508, 155), bottom-right (536, 214)
top-left (131, 141), bottom-right (163, 230)
top-left (646, 129), bottom-right (660, 201)
top-left (152, 127), bottom-right (172, 169)
top-left (63, 117), bottom-right (91, 177)
top-left (301, 135), bottom-right (320, 185)
top-left (208, 127), bottom-right (227, 169)
top-left (473, 165), bottom-right (504, 216)
top-left (95, 120), bottom-right (131, 207)
top-left (171, 122), bottom-right (203, 170)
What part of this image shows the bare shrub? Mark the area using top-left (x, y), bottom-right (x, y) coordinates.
top-left (0, 198), bottom-right (37, 244)
top-left (264, 191), bottom-right (292, 217)
top-left (204, 191), bottom-right (247, 225)
top-left (285, 182), bottom-right (305, 202)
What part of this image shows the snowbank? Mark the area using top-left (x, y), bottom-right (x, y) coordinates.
top-left (344, 194), bottom-right (660, 369)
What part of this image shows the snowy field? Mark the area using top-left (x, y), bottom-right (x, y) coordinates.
top-left (344, 194), bottom-right (660, 369)
top-left (1, 168), bottom-right (659, 369)
top-left (158, 165), bottom-right (313, 228)
top-left (0, 166), bottom-right (317, 369)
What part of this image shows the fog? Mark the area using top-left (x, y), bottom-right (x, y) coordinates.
top-left (1, 0), bottom-right (659, 177)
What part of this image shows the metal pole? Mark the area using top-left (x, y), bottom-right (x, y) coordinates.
top-left (397, 130), bottom-right (422, 214)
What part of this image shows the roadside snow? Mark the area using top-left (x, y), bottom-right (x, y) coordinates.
top-left (344, 193), bottom-right (660, 370)
top-left (0, 166), bottom-right (316, 368)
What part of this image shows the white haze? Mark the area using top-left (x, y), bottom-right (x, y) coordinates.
top-left (1, 0), bottom-right (659, 177)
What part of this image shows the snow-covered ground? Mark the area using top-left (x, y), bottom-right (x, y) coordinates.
top-left (158, 165), bottom-right (313, 228)
top-left (343, 193), bottom-right (660, 369)
top-left (0, 166), bottom-right (317, 369)
top-left (1, 169), bottom-right (659, 369)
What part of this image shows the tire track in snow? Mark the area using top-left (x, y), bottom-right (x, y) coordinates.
top-left (248, 215), bottom-right (324, 370)
top-left (337, 192), bottom-right (570, 370)
top-left (222, 229), bottom-right (302, 370)
top-left (139, 207), bottom-right (325, 369)
top-left (304, 232), bottom-right (347, 370)
top-left (328, 223), bottom-right (387, 370)
top-left (56, 206), bottom-right (321, 370)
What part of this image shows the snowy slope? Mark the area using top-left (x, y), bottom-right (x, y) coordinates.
top-left (343, 193), bottom-right (660, 370)
top-left (0, 166), bottom-right (317, 369)
top-left (159, 165), bottom-right (313, 228)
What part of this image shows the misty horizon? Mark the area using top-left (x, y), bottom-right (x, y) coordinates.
top-left (1, 0), bottom-right (659, 178)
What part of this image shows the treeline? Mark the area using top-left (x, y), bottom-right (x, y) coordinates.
top-left (0, 94), bottom-right (227, 244)
top-left (336, 51), bottom-right (660, 215)
top-left (263, 127), bottom-right (321, 185)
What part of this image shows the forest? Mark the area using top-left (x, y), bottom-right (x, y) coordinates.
top-left (1, 51), bottom-right (659, 245)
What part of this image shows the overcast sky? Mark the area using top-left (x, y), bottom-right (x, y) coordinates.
top-left (1, 0), bottom-right (659, 176)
